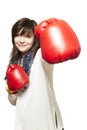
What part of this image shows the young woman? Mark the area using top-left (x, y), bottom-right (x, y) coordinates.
top-left (6, 17), bottom-right (64, 130)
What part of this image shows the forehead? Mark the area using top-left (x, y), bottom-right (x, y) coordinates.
top-left (17, 27), bottom-right (33, 36)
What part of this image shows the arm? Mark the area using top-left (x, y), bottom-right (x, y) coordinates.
top-left (5, 64), bottom-right (29, 105)
top-left (41, 53), bottom-right (54, 88)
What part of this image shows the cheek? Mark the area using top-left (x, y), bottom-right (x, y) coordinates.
top-left (29, 38), bottom-right (34, 46)
top-left (14, 43), bottom-right (18, 48)
top-left (27, 42), bottom-right (33, 49)
top-left (14, 38), bottom-right (18, 43)
top-left (31, 41), bottom-right (34, 46)
top-left (15, 43), bottom-right (19, 48)
top-left (14, 39), bottom-right (18, 47)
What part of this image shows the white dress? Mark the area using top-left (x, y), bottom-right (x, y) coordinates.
top-left (8, 48), bottom-right (64, 130)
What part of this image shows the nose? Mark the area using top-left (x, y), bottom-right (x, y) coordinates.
top-left (19, 36), bottom-right (25, 43)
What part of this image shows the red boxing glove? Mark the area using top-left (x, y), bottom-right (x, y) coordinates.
top-left (6, 64), bottom-right (29, 93)
top-left (35, 18), bottom-right (81, 63)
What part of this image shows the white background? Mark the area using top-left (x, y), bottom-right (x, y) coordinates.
top-left (0, 0), bottom-right (87, 130)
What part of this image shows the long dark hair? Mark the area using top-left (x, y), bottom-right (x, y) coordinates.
top-left (9, 17), bottom-right (40, 64)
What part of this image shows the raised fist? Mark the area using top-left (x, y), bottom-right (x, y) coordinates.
top-left (35, 18), bottom-right (81, 63)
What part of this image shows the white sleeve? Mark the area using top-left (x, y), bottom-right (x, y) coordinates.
top-left (40, 50), bottom-right (54, 87)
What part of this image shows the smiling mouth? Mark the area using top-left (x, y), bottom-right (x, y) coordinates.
top-left (17, 44), bottom-right (27, 46)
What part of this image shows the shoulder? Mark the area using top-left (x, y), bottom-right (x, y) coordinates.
top-left (35, 48), bottom-right (41, 57)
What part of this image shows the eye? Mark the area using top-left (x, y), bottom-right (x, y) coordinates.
top-left (27, 35), bottom-right (32, 38)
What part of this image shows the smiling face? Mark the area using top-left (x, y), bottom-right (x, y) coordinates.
top-left (11, 18), bottom-right (40, 63)
top-left (14, 30), bottom-right (34, 56)
top-left (13, 26), bottom-right (35, 56)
